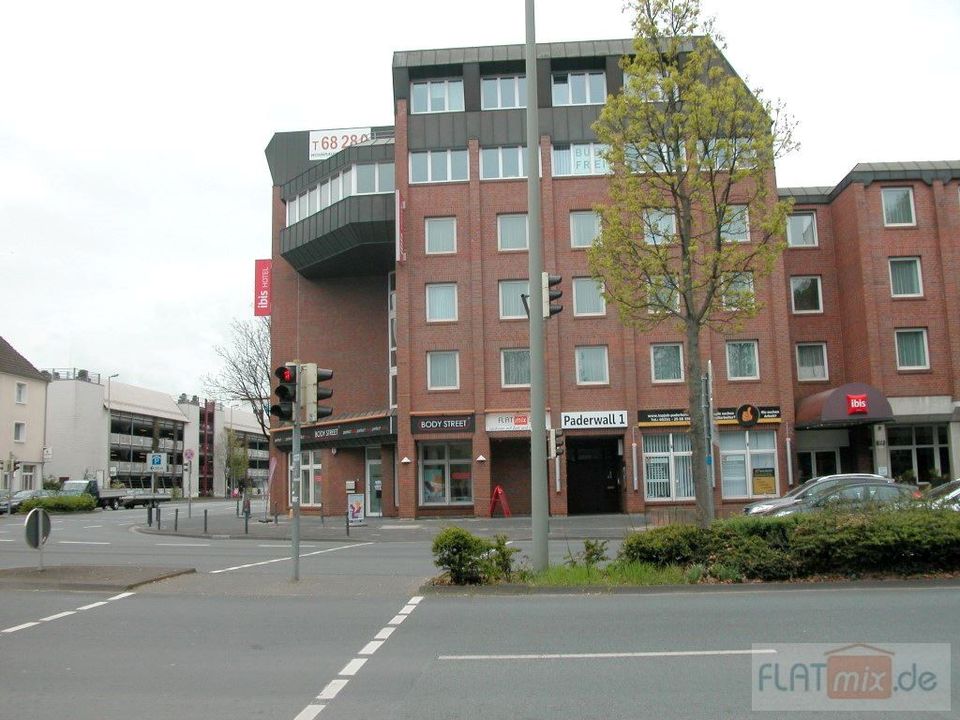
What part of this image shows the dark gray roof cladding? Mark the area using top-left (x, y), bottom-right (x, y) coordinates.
top-left (0, 336), bottom-right (47, 381)
top-left (779, 161), bottom-right (960, 205)
top-left (393, 39), bottom-right (636, 68)
top-left (265, 127), bottom-right (395, 188)
top-left (777, 187), bottom-right (834, 204)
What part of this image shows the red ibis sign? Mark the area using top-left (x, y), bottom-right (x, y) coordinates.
top-left (847, 394), bottom-right (868, 415)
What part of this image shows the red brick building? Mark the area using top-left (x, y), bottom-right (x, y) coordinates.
top-left (265, 39), bottom-right (960, 519)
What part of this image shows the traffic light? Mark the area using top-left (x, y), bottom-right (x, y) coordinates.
top-left (12, 460), bottom-right (21, 472)
top-left (270, 363), bottom-right (298, 422)
top-left (542, 272), bottom-right (563, 318)
top-left (301, 364), bottom-right (334, 422)
top-left (548, 428), bottom-right (565, 459)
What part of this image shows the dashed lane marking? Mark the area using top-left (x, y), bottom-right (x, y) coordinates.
top-left (1, 593), bottom-right (135, 634)
top-left (438, 649), bottom-right (779, 661)
top-left (209, 542), bottom-right (371, 574)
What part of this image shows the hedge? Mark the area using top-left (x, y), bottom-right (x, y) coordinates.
top-left (19, 494), bottom-right (96, 514)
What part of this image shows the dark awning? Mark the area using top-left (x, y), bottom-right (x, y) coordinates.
top-left (795, 383), bottom-right (894, 430)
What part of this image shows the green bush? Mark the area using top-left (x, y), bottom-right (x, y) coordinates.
top-left (488, 534), bottom-right (519, 581)
top-left (617, 523), bottom-right (710, 566)
top-left (432, 527), bottom-right (493, 584)
top-left (20, 494), bottom-right (96, 513)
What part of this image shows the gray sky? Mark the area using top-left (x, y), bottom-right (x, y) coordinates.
top-left (3, 0), bottom-right (958, 397)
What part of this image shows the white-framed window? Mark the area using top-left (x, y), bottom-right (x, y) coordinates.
top-left (419, 442), bottom-right (473, 505)
top-left (572, 277), bottom-right (606, 316)
top-left (881, 187), bottom-right (916, 227)
top-left (427, 351), bottom-right (460, 390)
top-left (499, 280), bottom-right (529, 319)
top-left (786, 212), bottom-right (818, 247)
top-left (21, 464), bottom-right (36, 491)
top-left (13, 422), bottom-right (26, 443)
top-left (643, 433), bottom-right (694, 500)
top-left (409, 149), bottom-right (469, 183)
top-left (698, 137), bottom-right (755, 170)
top-left (649, 275), bottom-right (680, 315)
top-left (355, 162), bottom-right (395, 194)
top-left (651, 343), bottom-right (683, 383)
top-left (570, 210), bottom-right (601, 248)
top-left (481, 146), bottom-right (527, 179)
top-left (410, 79), bottom-right (464, 114)
top-left (626, 143), bottom-right (685, 174)
top-left (644, 208), bottom-right (676, 245)
top-left (497, 214), bottom-right (528, 251)
top-left (889, 257), bottom-right (923, 297)
top-left (720, 429), bottom-right (778, 499)
top-left (726, 340), bottom-right (759, 380)
top-left (575, 346), bottom-right (609, 385)
top-left (425, 283), bottom-right (458, 322)
top-left (552, 143), bottom-right (609, 176)
top-left (425, 217), bottom-right (457, 254)
top-left (552, 71), bottom-right (606, 106)
top-left (501, 348), bottom-right (531, 387)
top-left (15, 382), bottom-right (27, 404)
top-left (288, 450), bottom-right (324, 506)
top-left (895, 329), bottom-right (929, 370)
top-left (721, 205), bottom-right (749, 242)
top-left (796, 343), bottom-right (828, 381)
top-left (481, 75), bottom-right (526, 109)
top-left (722, 272), bottom-right (754, 311)
top-left (790, 276), bottom-right (823, 314)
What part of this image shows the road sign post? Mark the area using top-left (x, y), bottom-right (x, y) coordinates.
top-left (24, 508), bottom-right (51, 570)
top-left (185, 448), bottom-right (195, 519)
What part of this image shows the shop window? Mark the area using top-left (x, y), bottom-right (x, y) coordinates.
top-left (420, 442), bottom-right (473, 505)
top-left (643, 433), bottom-right (693, 500)
top-left (720, 429), bottom-right (777, 499)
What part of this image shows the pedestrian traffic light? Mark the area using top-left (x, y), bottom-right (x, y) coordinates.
top-left (548, 428), bottom-right (565, 459)
top-left (270, 363), bottom-right (298, 423)
top-left (301, 364), bottom-right (334, 422)
top-left (542, 272), bottom-right (563, 318)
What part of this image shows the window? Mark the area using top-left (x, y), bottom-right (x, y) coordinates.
top-left (481, 75), bottom-right (526, 109)
top-left (791, 276), bottom-right (823, 313)
top-left (420, 442), bottom-right (473, 505)
top-left (644, 208), bottom-right (676, 245)
top-left (288, 451), bottom-right (323, 506)
top-left (796, 343), bottom-right (828, 381)
top-left (575, 346), bottom-right (609, 385)
top-left (726, 340), bottom-right (759, 380)
top-left (889, 257), bottom-right (923, 297)
top-left (895, 329), bottom-right (929, 370)
top-left (643, 433), bottom-right (694, 500)
top-left (698, 137), bottom-right (755, 170)
top-left (721, 205), bottom-right (749, 242)
top-left (651, 343), bottom-right (683, 383)
top-left (481, 146), bottom-right (527, 179)
top-left (570, 211), bottom-right (601, 248)
top-left (572, 277), bottom-right (605, 316)
top-left (552, 71), bottom-right (606, 105)
top-left (425, 217), bottom-right (457, 254)
top-left (720, 430), bottom-right (777, 498)
top-left (786, 212), bottom-right (818, 247)
top-left (15, 382), bottom-right (26, 404)
top-left (21, 464), bottom-right (35, 490)
top-left (626, 143), bottom-right (685, 174)
top-left (499, 280), bottom-right (529, 319)
top-left (425, 283), bottom-right (457, 322)
top-left (355, 162), bottom-right (395, 194)
top-left (409, 149), bottom-right (468, 183)
top-left (552, 143), bottom-right (609, 176)
top-left (13, 422), bottom-right (25, 442)
top-left (501, 348), bottom-right (531, 387)
top-left (722, 272), bottom-right (754, 311)
top-left (498, 214), bottom-right (528, 251)
top-left (427, 351), bottom-right (460, 390)
top-left (649, 275), bottom-right (680, 314)
top-left (888, 424), bottom-right (951, 483)
top-left (881, 187), bottom-right (915, 226)
top-left (410, 79), bottom-right (464, 114)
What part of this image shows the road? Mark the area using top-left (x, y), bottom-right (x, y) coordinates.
top-left (0, 503), bottom-right (957, 719)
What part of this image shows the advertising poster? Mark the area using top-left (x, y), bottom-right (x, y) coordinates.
top-left (347, 493), bottom-right (365, 525)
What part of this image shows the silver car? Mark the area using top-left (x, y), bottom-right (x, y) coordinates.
top-left (742, 473), bottom-right (890, 516)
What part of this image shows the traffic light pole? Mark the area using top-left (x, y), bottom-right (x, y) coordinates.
top-left (291, 367), bottom-right (301, 583)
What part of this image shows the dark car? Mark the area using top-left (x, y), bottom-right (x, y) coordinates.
top-left (772, 481), bottom-right (920, 516)
top-left (742, 473), bottom-right (890, 516)
top-left (924, 478), bottom-right (960, 510)
top-left (0, 489), bottom-right (52, 514)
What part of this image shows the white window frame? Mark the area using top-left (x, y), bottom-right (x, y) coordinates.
top-left (721, 205), bottom-right (750, 242)
top-left (427, 351), bottom-right (460, 390)
top-left (409, 149), bottom-right (469, 184)
top-left (480, 146), bottom-right (526, 180)
top-left (481, 74), bottom-right (527, 110)
top-left (648, 276), bottom-right (680, 315)
top-left (726, 340), bottom-right (759, 381)
top-left (354, 161), bottom-right (395, 195)
top-left (552, 143), bottom-right (610, 176)
top-left (21, 464), bottom-right (35, 491)
top-left (642, 432), bottom-right (695, 501)
top-left (796, 342), bottom-right (829, 382)
top-left (572, 277), bottom-right (606, 317)
top-left (410, 78), bottom-right (465, 114)
top-left (881, 187), bottom-right (916, 227)
top-left (786, 212), bottom-right (819, 247)
top-left (419, 442), bottom-right (473, 506)
top-left (15, 382), bottom-right (27, 404)
top-left (499, 280), bottom-right (529, 320)
top-left (575, 345), bottom-right (609, 386)
top-left (13, 422), bottom-right (26, 443)
top-left (722, 271), bottom-right (755, 311)
top-left (500, 348), bottom-right (531, 388)
top-left (497, 214), bottom-right (529, 252)
top-left (425, 217), bottom-right (457, 255)
top-left (570, 210), bottom-right (601, 248)
top-left (719, 429), bottom-right (779, 500)
top-left (644, 208), bottom-right (677, 245)
top-left (650, 343), bottom-right (684, 383)
top-left (425, 283), bottom-right (458, 323)
top-left (889, 257), bottom-right (924, 298)
top-left (895, 329), bottom-right (930, 371)
top-left (551, 71), bottom-right (607, 106)
top-left (790, 275), bottom-right (823, 314)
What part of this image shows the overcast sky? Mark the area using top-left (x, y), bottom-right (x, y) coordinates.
top-left (3, 0), bottom-right (958, 398)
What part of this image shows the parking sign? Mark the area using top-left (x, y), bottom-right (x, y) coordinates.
top-left (147, 453), bottom-right (167, 473)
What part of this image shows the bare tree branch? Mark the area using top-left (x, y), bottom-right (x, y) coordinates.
top-left (202, 317), bottom-right (271, 438)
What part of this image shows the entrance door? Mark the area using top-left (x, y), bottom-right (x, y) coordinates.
top-left (797, 450), bottom-right (840, 482)
top-left (365, 447), bottom-right (382, 517)
top-left (566, 438), bottom-right (621, 514)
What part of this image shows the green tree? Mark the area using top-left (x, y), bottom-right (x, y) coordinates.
top-left (589, 0), bottom-right (796, 526)
top-left (222, 428), bottom-right (250, 495)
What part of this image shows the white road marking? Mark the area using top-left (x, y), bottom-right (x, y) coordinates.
top-left (39, 611), bottom-right (76, 622)
top-left (374, 627), bottom-right (395, 640)
top-left (155, 543), bottom-right (210, 547)
top-left (339, 659), bottom-right (367, 676)
top-left (209, 542), bottom-right (371, 574)
top-left (0, 539), bottom-right (13, 542)
top-left (292, 704), bottom-right (325, 720)
top-left (58, 541), bottom-right (110, 545)
top-left (387, 614), bottom-right (407, 626)
top-left (316, 679), bottom-right (349, 700)
top-left (398, 604), bottom-right (417, 615)
top-left (438, 649), bottom-right (779, 661)
top-left (409, 596), bottom-right (424, 604)
top-left (83, 525), bottom-right (103, 529)
top-left (77, 601), bottom-right (109, 611)
top-left (107, 592), bottom-right (136, 601)
top-left (3, 622), bottom-right (40, 633)
top-left (358, 640), bottom-right (384, 656)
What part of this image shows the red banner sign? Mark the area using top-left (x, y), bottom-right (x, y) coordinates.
top-left (254, 259), bottom-right (272, 316)
top-left (847, 394), bottom-right (868, 414)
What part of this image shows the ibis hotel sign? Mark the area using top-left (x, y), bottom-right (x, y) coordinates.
top-left (561, 411), bottom-right (629, 430)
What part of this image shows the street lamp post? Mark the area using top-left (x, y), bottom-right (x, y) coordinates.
top-left (106, 373), bottom-right (119, 490)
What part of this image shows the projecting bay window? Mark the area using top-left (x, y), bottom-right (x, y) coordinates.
top-left (643, 433), bottom-right (694, 500)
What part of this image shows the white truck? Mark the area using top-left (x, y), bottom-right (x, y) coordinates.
top-left (60, 479), bottom-right (128, 510)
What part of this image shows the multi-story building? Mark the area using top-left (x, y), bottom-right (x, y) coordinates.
top-left (0, 336), bottom-right (49, 492)
top-left (265, 39), bottom-right (960, 519)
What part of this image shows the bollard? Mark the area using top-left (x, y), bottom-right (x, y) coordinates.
top-left (156, 506), bottom-right (162, 529)
top-left (148, 505), bottom-right (153, 527)
top-left (345, 508), bottom-right (350, 537)
top-left (203, 508), bottom-right (208, 534)
top-left (273, 512), bottom-right (278, 525)
top-left (236, 499), bottom-right (240, 517)
top-left (174, 508), bottom-right (179, 532)
top-left (244, 513), bottom-right (249, 534)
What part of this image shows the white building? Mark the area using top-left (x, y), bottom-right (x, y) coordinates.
top-left (0, 337), bottom-right (49, 492)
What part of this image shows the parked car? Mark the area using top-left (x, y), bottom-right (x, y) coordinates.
top-left (742, 473), bottom-right (890, 516)
top-left (772, 481), bottom-right (921, 516)
top-left (924, 478), bottom-right (960, 510)
top-left (0, 489), bottom-right (53, 514)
